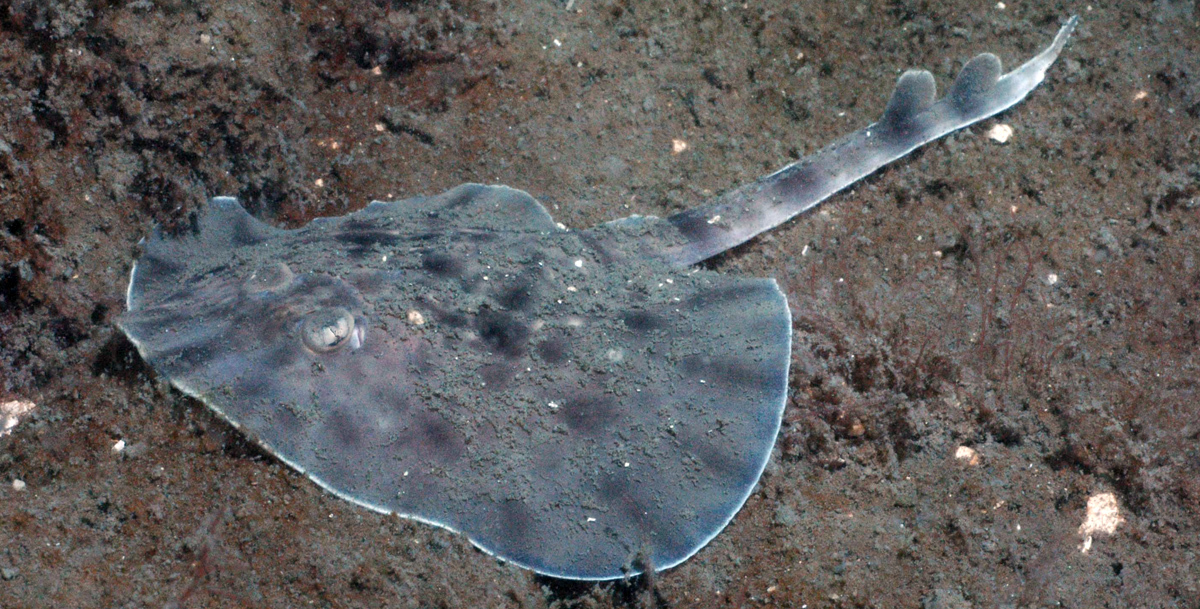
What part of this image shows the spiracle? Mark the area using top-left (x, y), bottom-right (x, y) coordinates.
top-left (243, 261), bottom-right (294, 294)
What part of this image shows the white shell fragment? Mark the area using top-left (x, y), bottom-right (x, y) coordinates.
top-left (1078, 492), bottom-right (1124, 553)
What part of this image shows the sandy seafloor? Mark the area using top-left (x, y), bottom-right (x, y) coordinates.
top-left (1, 0), bottom-right (1197, 607)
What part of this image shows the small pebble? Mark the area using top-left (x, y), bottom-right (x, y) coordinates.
top-left (11, 479), bottom-right (25, 491)
top-left (955, 445), bottom-right (981, 466)
top-left (987, 123), bottom-right (1014, 144)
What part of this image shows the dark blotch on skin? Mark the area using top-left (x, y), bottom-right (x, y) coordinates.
top-left (497, 499), bottom-right (536, 555)
top-left (193, 264), bottom-right (232, 283)
top-left (496, 273), bottom-right (539, 311)
top-left (140, 252), bottom-right (185, 278)
top-left (694, 442), bottom-right (747, 485)
top-left (678, 425), bottom-right (750, 486)
top-left (264, 403), bottom-right (304, 441)
top-left (479, 362), bottom-right (517, 390)
top-left (327, 409), bottom-right (363, 448)
top-left (622, 310), bottom-right (666, 333)
top-left (537, 335), bottom-right (571, 364)
top-left (597, 472), bottom-right (673, 545)
top-left (233, 359), bottom-right (279, 400)
top-left (666, 208), bottom-right (719, 248)
top-left (598, 472), bottom-right (644, 521)
top-left (476, 308), bottom-right (529, 358)
top-left (418, 297), bottom-right (469, 327)
top-left (260, 341), bottom-right (302, 370)
top-left (416, 412), bottom-right (464, 463)
top-left (421, 251), bottom-right (463, 277)
top-left (157, 336), bottom-right (225, 377)
top-left (440, 310), bottom-right (469, 328)
top-left (336, 220), bottom-right (401, 248)
top-left (561, 395), bottom-right (618, 436)
top-left (374, 385), bottom-right (415, 418)
top-left (346, 270), bottom-right (401, 296)
top-left (134, 305), bottom-right (201, 332)
top-left (339, 234), bottom-right (401, 259)
top-left (685, 284), bottom-right (750, 309)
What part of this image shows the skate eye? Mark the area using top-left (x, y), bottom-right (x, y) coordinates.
top-left (301, 307), bottom-right (357, 353)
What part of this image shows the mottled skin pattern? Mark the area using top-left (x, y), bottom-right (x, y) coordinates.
top-left (118, 20), bottom-right (1076, 580)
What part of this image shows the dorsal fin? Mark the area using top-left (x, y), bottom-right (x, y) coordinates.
top-left (948, 53), bottom-right (1004, 114)
top-left (879, 70), bottom-right (937, 129)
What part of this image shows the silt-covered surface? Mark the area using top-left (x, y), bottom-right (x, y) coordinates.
top-left (1, 0), bottom-right (1197, 607)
